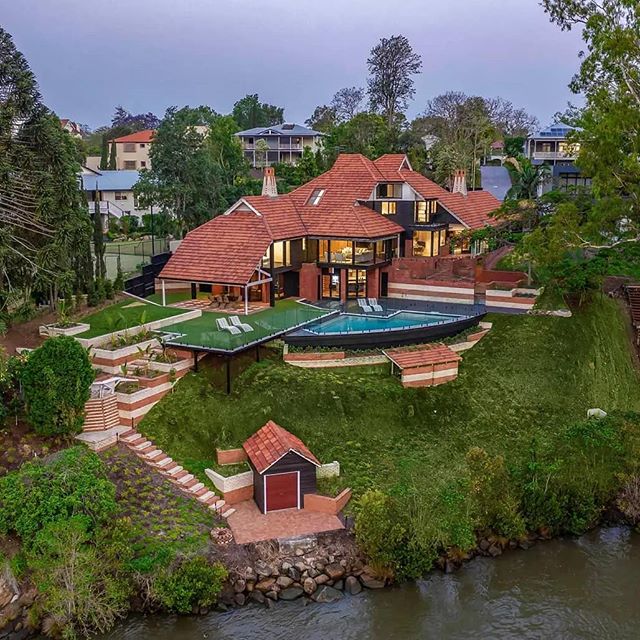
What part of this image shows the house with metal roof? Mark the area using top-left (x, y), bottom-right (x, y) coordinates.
top-left (81, 169), bottom-right (150, 221)
top-left (235, 123), bottom-right (323, 167)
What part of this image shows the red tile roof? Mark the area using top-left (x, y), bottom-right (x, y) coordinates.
top-left (243, 420), bottom-right (320, 473)
top-left (383, 343), bottom-right (462, 370)
top-left (159, 208), bottom-right (271, 285)
top-left (439, 190), bottom-right (502, 229)
top-left (112, 129), bottom-right (155, 143)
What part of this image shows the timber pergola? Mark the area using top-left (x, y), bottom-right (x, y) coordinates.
top-left (159, 266), bottom-right (273, 316)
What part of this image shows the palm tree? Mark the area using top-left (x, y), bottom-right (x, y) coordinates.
top-left (504, 157), bottom-right (550, 200)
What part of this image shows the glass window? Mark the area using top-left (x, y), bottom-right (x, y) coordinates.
top-left (381, 201), bottom-right (397, 215)
top-left (123, 143), bottom-right (136, 153)
top-left (347, 269), bottom-right (367, 299)
top-left (376, 183), bottom-right (402, 199)
top-left (415, 201), bottom-right (428, 223)
top-left (439, 229), bottom-right (447, 246)
top-left (123, 161), bottom-right (136, 169)
top-left (354, 242), bottom-right (374, 264)
top-left (376, 240), bottom-right (386, 262)
top-left (412, 231), bottom-right (441, 257)
top-left (139, 143), bottom-right (146, 148)
top-left (319, 239), bottom-right (330, 262)
top-left (329, 240), bottom-right (352, 263)
top-left (114, 191), bottom-right (127, 201)
top-left (308, 188), bottom-right (325, 205)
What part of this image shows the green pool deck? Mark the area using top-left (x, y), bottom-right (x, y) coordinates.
top-left (159, 300), bottom-right (333, 353)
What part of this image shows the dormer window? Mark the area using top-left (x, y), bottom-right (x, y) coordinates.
top-left (308, 188), bottom-right (325, 205)
top-left (376, 183), bottom-right (402, 199)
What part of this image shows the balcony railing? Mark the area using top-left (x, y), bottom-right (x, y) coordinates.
top-left (243, 143), bottom-right (303, 151)
top-left (532, 151), bottom-right (578, 160)
top-left (87, 201), bottom-right (126, 218)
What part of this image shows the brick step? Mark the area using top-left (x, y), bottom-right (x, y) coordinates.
top-left (176, 473), bottom-right (195, 485)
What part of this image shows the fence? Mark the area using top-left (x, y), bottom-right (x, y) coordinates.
top-left (123, 252), bottom-right (171, 298)
top-left (92, 238), bottom-right (170, 280)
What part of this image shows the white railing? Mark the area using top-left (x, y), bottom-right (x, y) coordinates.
top-left (532, 151), bottom-right (577, 161)
top-left (87, 201), bottom-right (127, 218)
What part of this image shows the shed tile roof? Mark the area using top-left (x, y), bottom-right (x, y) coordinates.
top-left (383, 343), bottom-right (462, 370)
top-left (112, 129), bottom-right (155, 143)
top-left (243, 420), bottom-right (320, 474)
top-left (159, 208), bottom-right (271, 285)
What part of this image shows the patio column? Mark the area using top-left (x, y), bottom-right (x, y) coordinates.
top-left (244, 285), bottom-right (249, 316)
top-left (161, 279), bottom-right (166, 306)
top-left (269, 244), bottom-right (276, 307)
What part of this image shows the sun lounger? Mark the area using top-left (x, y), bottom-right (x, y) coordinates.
top-left (229, 315), bottom-right (254, 333)
top-left (216, 317), bottom-right (241, 335)
top-left (357, 298), bottom-right (373, 313)
top-left (368, 298), bottom-right (383, 312)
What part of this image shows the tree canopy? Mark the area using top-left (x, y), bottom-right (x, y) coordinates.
top-left (231, 94), bottom-right (284, 129)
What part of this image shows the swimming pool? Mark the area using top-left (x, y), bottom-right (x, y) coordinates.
top-left (307, 310), bottom-right (463, 335)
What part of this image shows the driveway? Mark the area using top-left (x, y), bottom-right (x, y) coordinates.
top-left (480, 165), bottom-right (512, 201)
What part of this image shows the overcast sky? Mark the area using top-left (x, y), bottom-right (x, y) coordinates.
top-left (3, 0), bottom-right (584, 130)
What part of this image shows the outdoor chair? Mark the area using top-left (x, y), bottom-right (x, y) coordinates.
top-left (216, 317), bottom-right (241, 335)
top-left (357, 298), bottom-right (373, 313)
top-left (368, 298), bottom-right (383, 312)
top-left (229, 315), bottom-right (254, 333)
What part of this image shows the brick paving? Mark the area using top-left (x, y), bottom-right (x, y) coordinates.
top-left (227, 500), bottom-right (344, 544)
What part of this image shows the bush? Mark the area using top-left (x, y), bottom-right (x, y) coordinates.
top-left (0, 447), bottom-right (117, 544)
top-left (104, 279), bottom-right (115, 300)
top-left (20, 336), bottom-right (94, 436)
top-left (96, 278), bottom-right (106, 303)
top-left (354, 490), bottom-right (435, 581)
top-left (154, 557), bottom-right (227, 613)
top-left (114, 262), bottom-right (124, 293)
top-left (87, 280), bottom-right (99, 307)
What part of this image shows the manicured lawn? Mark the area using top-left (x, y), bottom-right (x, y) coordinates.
top-left (76, 299), bottom-right (187, 338)
top-left (138, 295), bottom-right (640, 500)
top-left (160, 299), bottom-right (331, 352)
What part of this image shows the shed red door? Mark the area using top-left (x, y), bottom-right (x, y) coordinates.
top-left (265, 472), bottom-right (298, 512)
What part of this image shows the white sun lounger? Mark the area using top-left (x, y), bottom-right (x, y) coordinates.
top-left (357, 298), bottom-right (373, 313)
top-left (229, 315), bottom-right (254, 333)
top-left (216, 317), bottom-right (241, 335)
top-left (368, 298), bottom-right (383, 312)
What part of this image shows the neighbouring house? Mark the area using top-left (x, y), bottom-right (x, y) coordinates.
top-left (487, 140), bottom-right (505, 161)
top-left (109, 129), bottom-right (155, 170)
top-left (235, 123), bottom-right (323, 167)
top-left (243, 421), bottom-right (320, 513)
top-left (158, 153), bottom-right (501, 308)
top-left (60, 118), bottom-right (83, 138)
top-left (524, 123), bottom-right (591, 192)
top-left (82, 168), bottom-right (150, 223)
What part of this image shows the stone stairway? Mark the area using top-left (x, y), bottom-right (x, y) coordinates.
top-left (117, 429), bottom-right (236, 518)
top-left (83, 395), bottom-right (121, 431)
top-left (627, 286), bottom-right (640, 328)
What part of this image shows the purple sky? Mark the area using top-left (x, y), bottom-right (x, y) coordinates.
top-left (4, 0), bottom-right (584, 130)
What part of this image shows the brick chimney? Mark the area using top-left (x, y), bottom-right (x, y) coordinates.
top-left (452, 169), bottom-right (468, 197)
top-left (262, 166), bottom-right (278, 198)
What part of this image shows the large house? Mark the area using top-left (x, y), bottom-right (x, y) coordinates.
top-left (235, 123), bottom-right (323, 167)
top-left (109, 129), bottom-right (155, 170)
top-left (160, 154), bottom-right (500, 306)
top-left (524, 123), bottom-right (591, 192)
top-left (81, 169), bottom-right (150, 222)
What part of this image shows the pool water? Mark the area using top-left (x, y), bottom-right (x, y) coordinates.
top-left (307, 311), bottom-right (462, 335)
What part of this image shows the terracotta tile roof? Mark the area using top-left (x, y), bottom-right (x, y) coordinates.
top-left (112, 129), bottom-right (155, 143)
top-left (438, 190), bottom-right (502, 230)
top-left (383, 343), bottom-right (462, 370)
top-left (159, 208), bottom-right (271, 284)
top-left (243, 420), bottom-right (320, 473)
top-left (243, 195), bottom-right (307, 240)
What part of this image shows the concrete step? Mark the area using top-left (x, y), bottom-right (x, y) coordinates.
top-left (220, 506), bottom-right (235, 518)
top-left (193, 486), bottom-right (210, 497)
top-left (189, 482), bottom-right (205, 493)
top-left (146, 451), bottom-right (165, 462)
top-left (197, 490), bottom-right (216, 503)
top-left (165, 465), bottom-right (183, 476)
top-left (133, 440), bottom-right (152, 450)
top-left (177, 473), bottom-right (195, 485)
top-left (182, 478), bottom-right (199, 490)
top-left (214, 499), bottom-right (226, 511)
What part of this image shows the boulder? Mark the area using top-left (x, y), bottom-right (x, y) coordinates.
top-left (302, 577), bottom-right (317, 595)
top-left (233, 579), bottom-right (246, 593)
top-left (324, 563), bottom-right (345, 581)
top-left (255, 560), bottom-right (273, 580)
top-left (281, 561), bottom-right (293, 573)
top-left (294, 562), bottom-right (308, 573)
top-left (360, 574), bottom-right (385, 589)
top-left (287, 567), bottom-right (301, 582)
top-left (265, 590), bottom-right (278, 601)
top-left (244, 566), bottom-right (256, 580)
top-left (345, 576), bottom-right (362, 595)
top-left (487, 544), bottom-right (502, 557)
top-left (0, 577), bottom-right (16, 609)
top-left (307, 568), bottom-right (319, 579)
top-left (333, 579), bottom-right (344, 591)
top-left (295, 548), bottom-right (305, 557)
top-left (312, 585), bottom-right (343, 603)
top-left (255, 578), bottom-right (276, 592)
top-left (234, 593), bottom-right (246, 607)
top-left (250, 590), bottom-right (265, 604)
top-left (315, 574), bottom-right (330, 585)
top-left (276, 576), bottom-right (293, 589)
top-left (279, 587), bottom-right (304, 601)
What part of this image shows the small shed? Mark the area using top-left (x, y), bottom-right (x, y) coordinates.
top-left (383, 343), bottom-right (462, 388)
top-left (243, 421), bottom-right (320, 514)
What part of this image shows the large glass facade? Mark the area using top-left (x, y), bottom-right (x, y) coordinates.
top-left (347, 269), bottom-right (367, 299)
top-left (317, 239), bottom-right (392, 265)
top-left (412, 230), bottom-right (446, 257)
top-left (354, 242), bottom-right (375, 264)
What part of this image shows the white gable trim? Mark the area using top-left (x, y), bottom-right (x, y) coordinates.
top-left (222, 198), bottom-right (263, 217)
top-left (259, 448), bottom-right (320, 474)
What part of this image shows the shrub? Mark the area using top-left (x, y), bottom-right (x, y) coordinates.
top-left (87, 280), bottom-right (99, 307)
top-left (354, 490), bottom-right (435, 580)
top-left (0, 446), bottom-right (116, 544)
top-left (96, 279), bottom-right (107, 303)
top-left (20, 336), bottom-right (94, 436)
top-left (104, 279), bottom-right (115, 300)
top-left (114, 262), bottom-right (124, 293)
top-left (154, 557), bottom-right (227, 613)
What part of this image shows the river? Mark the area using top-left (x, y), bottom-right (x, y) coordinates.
top-left (100, 527), bottom-right (640, 640)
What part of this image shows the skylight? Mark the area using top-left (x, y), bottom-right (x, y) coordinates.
top-left (308, 188), bottom-right (325, 205)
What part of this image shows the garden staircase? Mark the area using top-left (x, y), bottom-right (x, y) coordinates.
top-left (117, 429), bottom-right (236, 518)
top-left (83, 395), bottom-right (121, 432)
top-left (627, 286), bottom-right (640, 328)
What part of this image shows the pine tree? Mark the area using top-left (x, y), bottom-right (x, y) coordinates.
top-left (99, 134), bottom-right (108, 170)
top-left (93, 198), bottom-right (106, 280)
top-left (108, 140), bottom-right (117, 170)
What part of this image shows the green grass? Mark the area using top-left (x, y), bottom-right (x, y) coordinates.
top-left (160, 299), bottom-right (330, 352)
top-left (76, 299), bottom-right (187, 338)
top-left (138, 295), bottom-right (640, 498)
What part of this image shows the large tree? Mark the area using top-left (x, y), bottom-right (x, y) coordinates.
top-left (323, 112), bottom-right (396, 160)
top-left (541, 0), bottom-right (640, 249)
top-left (231, 94), bottom-right (284, 129)
top-left (0, 28), bottom-right (92, 312)
top-left (367, 35), bottom-right (422, 128)
top-left (305, 105), bottom-right (337, 132)
top-left (134, 107), bottom-right (247, 236)
top-left (332, 86), bottom-right (365, 122)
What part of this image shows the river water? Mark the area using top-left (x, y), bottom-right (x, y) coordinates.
top-left (101, 527), bottom-right (640, 640)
